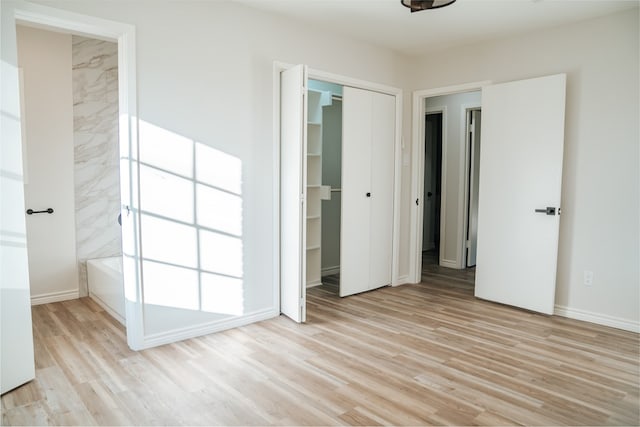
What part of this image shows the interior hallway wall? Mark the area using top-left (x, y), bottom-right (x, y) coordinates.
top-left (72, 36), bottom-right (121, 296)
top-left (16, 25), bottom-right (79, 301)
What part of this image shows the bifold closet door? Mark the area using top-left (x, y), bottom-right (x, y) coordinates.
top-left (340, 87), bottom-right (395, 297)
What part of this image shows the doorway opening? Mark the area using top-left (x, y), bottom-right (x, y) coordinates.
top-left (411, 86), bottom-right (486, 283)
top-left (421, 112), bottom-right (443, 270)
top-left (277, 64), bottom-right (402, 323)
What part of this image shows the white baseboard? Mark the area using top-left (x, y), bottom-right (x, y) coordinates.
top-left (321, 266), bottom-right (340, 276)
top-left (392, 275), bottom-right (410, 287)
top-left (554, 305), bottom-right (639, 333)
top-left (139, 308), bottom-right (279, 350)
top-left (306, 280), bottom-right (322, 288)
top-left (31, 289), bottom-right (79, 305)
top-left (440, 259), bottom-right (458, 269)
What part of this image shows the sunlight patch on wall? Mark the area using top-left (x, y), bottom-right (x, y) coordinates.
top-left (131, 120), bottom-right (244, 316)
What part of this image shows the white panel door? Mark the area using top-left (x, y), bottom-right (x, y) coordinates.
top-left (1, 69), bottom-right (35, 395)
top-left (280, 64), bottom-right (307, 322)
top-left (369, 91), bottom-right (395, 289)
top-left (340, 87), bottom-right (394, 297)
top-left (475, 74), bottom-right (566, 314)
top-left (467, 110), bottom-right (481, 267)
top-left (341, 87), bottom-right (372, 297)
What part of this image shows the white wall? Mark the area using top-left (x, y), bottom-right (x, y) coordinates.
top-left (425, 91), bottom-right (481, 268)
top-left (3, 1), bottom-right (635, 336)
top-left (16, 25), bottom-right (79, 302)
top-left (410, 10), bottom-right (639, 329)
top-left (1, 0), bottom-right (413, 342)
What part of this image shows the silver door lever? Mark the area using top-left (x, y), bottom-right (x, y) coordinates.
top-left (535, 207), bottom-right (556, 215)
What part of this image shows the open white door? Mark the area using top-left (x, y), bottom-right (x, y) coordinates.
top-left (466, 110), bottom-right (481, 267)
top-left (475, 74), bottom-right (566, 314)
top-left (280, 64), bottom-right (307, 322)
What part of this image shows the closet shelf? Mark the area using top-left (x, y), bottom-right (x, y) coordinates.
top-left (307, 153), bottom-right (321, 157)
top-left (307, 215), bottom-right (321, 220)
top-left (306, 245), bottom-right (321, 251)
top-left (308, 121), bottom-right (321, 126)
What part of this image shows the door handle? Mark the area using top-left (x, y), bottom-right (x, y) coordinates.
top-left (535, 207), bottom-right (556, 216)
top-left (366, 192), bottom-right (371, 198)
top-left (427, 192), bottom-right (433, 197)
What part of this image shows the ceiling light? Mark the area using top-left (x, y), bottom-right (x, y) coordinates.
top-left (401, 0), bottom-right (457, 13)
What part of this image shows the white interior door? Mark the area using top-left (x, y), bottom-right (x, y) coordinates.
top-left (280, 64), bottom-right (307, 322)
top-left (475, 74), bottom-right (566, 314)
top-left (340, 87), bottom-right (394, 297)
top-left (1, 69), bottom-right (35, 395)
top-left (369, 91), bottom-right (395, 289)
top-left (466, 109), bottom-right (481, 267)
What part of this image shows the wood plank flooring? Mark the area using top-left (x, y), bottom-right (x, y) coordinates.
top-left (2, 263), bottom-right (638, 425)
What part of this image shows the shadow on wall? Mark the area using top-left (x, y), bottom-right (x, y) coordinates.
top-left (131, 120), bottom-right (244, 316)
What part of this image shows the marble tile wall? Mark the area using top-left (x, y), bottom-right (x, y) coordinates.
top-left (72, 36), bottom-right (121, 295)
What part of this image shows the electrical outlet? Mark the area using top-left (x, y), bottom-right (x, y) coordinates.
top-left (584, 270), bottom-right (594, 287)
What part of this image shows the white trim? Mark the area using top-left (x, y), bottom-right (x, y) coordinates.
top-left (139, 308), bottom-right (279, 350)
top-left (273, 61), bottom-right (284, 321)
top-left (88, 293), bottom-right (125, 325)
top-left (274, 61), bottom-right (404, 304)
top-left (439, 259), bottom-right (458, 269)
top-left (391, 274), bottom-right (410, 287)
top-left (14, 3), bottom-right (143, 349)
top-left (306, 281), bottom-right (322, 289)
top-left (409, 81), bottom-right (492, 284)
top-left (321, 266), bottom-right (340, 276)
top-left (31, 290), bottom-right (79, 305)
top-left (554, 305), bottom-right (640, 333)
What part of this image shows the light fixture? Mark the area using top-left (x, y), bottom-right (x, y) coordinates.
top-left (401, 0), bottom-right (456, 13)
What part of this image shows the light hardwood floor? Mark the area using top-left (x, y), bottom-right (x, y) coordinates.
top-left (2, 263), bottom-right (639, 425)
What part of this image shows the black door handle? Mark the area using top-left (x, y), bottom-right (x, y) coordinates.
top-left (26, 208), bottom-right (54, 215)
top-left (427, 192), bottom-right (433, 197)
top-left (366, 192), bottom-right (371, 198)
top-left (535, 207), bottom-right (556, 216)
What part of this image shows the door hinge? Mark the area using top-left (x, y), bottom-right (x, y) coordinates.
top-left (466, 240), bottom-right (471, 248)
top-left (300, 297), bottom-right (305, 307)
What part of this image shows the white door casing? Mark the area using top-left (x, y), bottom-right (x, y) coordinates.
top-left (475, 74), bottom-right (567, 315)
top-left (280, 64), bottom-right (307, 322)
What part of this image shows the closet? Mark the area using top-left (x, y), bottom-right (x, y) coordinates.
top-left (280, 65), bottom-right (398, 322)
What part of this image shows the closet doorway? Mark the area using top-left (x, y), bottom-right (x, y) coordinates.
top-left (278, 65), bottom-right (402, 323)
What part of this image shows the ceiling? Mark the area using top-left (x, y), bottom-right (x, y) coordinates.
top-left (235, 0), bottom-right (639, 56)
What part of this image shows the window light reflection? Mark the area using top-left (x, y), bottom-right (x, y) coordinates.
top-left (135, 120), bottom-right (244, 317)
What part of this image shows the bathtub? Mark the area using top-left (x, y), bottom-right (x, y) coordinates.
top-left (87, 256), bottom-right (125, 325)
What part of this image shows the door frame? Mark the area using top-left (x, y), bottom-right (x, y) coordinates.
top-left (409, 81), bottom-right (491, 283)
top-left (273, 62), bottom-right (403, 311)
top-left (9, 2), bottom-right (144, 349)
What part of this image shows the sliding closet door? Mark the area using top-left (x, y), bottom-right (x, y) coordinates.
top-left (340, 87), bottom-right (395, 297)
top-left (369, 92), bottom-right (395, 288)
